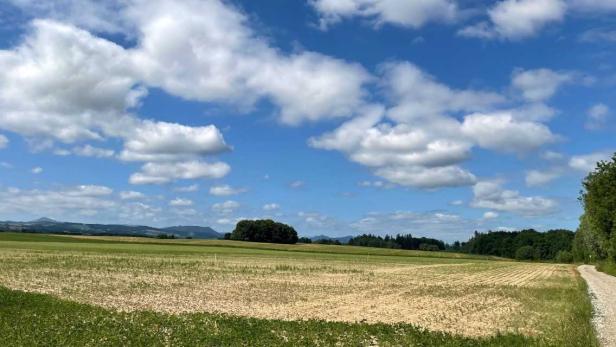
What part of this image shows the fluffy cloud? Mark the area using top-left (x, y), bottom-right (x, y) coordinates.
top-left (6, 0), bottom-right (130, 34)
top-left (129, 161), bottom-right (230, 184)
top-left (289, 180), bottom-right (305, 189)
top-left (0, 185), bottom-right (116, 217)
top-left (174, 184), bottom-right (199, 192)
top-left (169, 198), bottom-right (193, 207)
top-left (542, 151), bottom-right (565, 161)
top-left (358, 180), bottom-right (394, 189)
top-left (212, 200), bottom-right (240, 214)
top-left (459, 0), bottom-right (567, 40)
top-left (55, 145), bottom-right (115, 158)
top-left (119, 191), bottom-right (145, 200)
top-left (311, 63), bottom-right (559, 188)
top-left (525, 169), bottom-right (562, 186)
top-left (0, 20), bottom-right (143, 143)
top-left (72, 145), bottom-right (115, 158)
top-left (471, 181), bottom-right (557, 216)
top-left (31, 167), bottom-right (43, 174)
top-left (0, 18), bottom-right (232, 185)
top-left (382, 62), bottom-right (504, 122)
top-left (118, 202), bottom-right (162, 222)
top-left (483, 211), bottom-right (499, 219)
top-left (461, 112), bottom-right (556, 153)
top-left (309, 0), bottom-right (458, 29)
top-left (511, 68), bottom-right (572, 102)
top-left (569, 151), bottom-right (612, 172)
top-left (263, 203), bottom-right (280, 211)
top-left (128, 0), bottom-right (370, 125)
top-left (119, 121), bottom-right (230, 162)
top-left (310, 104), bottom-right (476, 188)
top-left (579, 28), bottom-right (616, 43)
top-left (585, 103), bottom-right (609, 130)
top-left (69, 185), bottom-right (113, 196)
top-left (569, 0), bottom-right (616, 12)
top-left (8, 0), bottom-right (370, 126)
top-left (209, 185), bottom-right (247, 196)
top-left (0, 135), bottom-right (7, 149)
top-left (375, 165), bottom-right (476, 188)
top-left (2, 0), bottom-right (375, 186)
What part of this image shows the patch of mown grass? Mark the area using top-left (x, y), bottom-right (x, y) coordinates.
top-left (0, 232), bottom-right (496, 267)
top-left (30, 233), bottom-right (501, 261)
top-left (503, 275), bottom-right (598, 347)
top-left (596, 261), bottom-right (616, 277)
top-left (0, 286), bottom-right (549, 347)
top-left (0, 232), bottom-right (112, 243)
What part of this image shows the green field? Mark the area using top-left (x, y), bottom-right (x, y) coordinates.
top-left (0, 232), bottom-right (598, 346)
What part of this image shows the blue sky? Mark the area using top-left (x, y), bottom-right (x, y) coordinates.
top-left (0, 0), bottom-right (615, 241)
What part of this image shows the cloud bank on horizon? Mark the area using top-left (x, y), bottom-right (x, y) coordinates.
top-left (0, 0), bottom-right (614, 241)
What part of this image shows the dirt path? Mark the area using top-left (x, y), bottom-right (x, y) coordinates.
top-left (579, 265), bottom-right (616, 347)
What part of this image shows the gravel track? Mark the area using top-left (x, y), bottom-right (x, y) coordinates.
top-left (579, 265), bottom-right (616, 347)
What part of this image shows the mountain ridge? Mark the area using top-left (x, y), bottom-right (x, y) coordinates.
top-left (0, 218), bottom-right (222, 239)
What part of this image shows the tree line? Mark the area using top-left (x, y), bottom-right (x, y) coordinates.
top-left (573, 154), bottom-right (616, 264)
top-left (460, 229), bottom-right (575, 262)
top-left (347, 234), bottom-right (445, 251)
top-left (225, 219), bottom-right (298, 244)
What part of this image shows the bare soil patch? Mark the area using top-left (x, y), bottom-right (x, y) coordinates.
top-left (0, 247), bottom-right (575, 337)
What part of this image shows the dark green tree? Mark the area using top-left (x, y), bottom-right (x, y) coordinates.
top-left (297, 237), bottom-right (312, 244)
top-left (580, 153), bottom-right (616, 261)
top-left (515, 245), bottom-right (535, 261)
top-left (229, 219), bottom-right (298, 244)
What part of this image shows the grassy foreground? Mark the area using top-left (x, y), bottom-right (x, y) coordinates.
top-left (0, 284), bottom-right (595, 347)
top-left (0, 232), bottom-right (599, 346)
top-left (597, 261), bottom-right (616, 277)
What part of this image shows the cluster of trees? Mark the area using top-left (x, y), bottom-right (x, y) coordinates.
top-left (314, 239), bottom-right (342, 245)
top-left (462, 229), bottom-right (575, 261)
top-left (297, 237), bottom-right (343, 245)
top-left (574, 154), bottom-right (616, 263)
top-left (347, 234), bottom-right (445, 251)
top-left (226, 219), bottom-right (298, 244)
top-left (156, 234), bottom-right (176, 239)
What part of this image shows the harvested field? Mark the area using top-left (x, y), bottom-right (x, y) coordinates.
top-left (0, 233), bottom-right (582, 339)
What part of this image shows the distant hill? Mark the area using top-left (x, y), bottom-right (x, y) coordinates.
top-left (161, 226), bottom-right (222, 239)
top-left (30, 217), bottom-right (58, 223)
top-left (310, 235), bottom-right (353, 244)
top-left (0, 218), bottom-right (221, 239)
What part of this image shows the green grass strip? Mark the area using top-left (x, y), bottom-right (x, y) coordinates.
top-left (0, 285), bottom-right (596, 347)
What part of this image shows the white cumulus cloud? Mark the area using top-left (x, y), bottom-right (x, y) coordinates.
top-left (310, 0), bottom-right (458, 30)
top-left (263, 203), bottom-right (280, 211)
top-left (585, 103), bottom-right (610, 130)
top-left (212, 200), bottom-right (240, 214)
top-left (472, 181), bottom-right (557, 216)
top-left (129, 161), bottom-right (230, 185)
top-left (119, 191), bottom-right (145, 200)
top-left (569, 151), bottom-right (612, 172)
top-left (169, 198), bottom-right (193, 207)
top-left (209, 185), bottom-right (247, 196)
top-left (459, 0), bottom-right (567, 40)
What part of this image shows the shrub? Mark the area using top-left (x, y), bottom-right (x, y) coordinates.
top-left (418, 243), bottom-right (440, 252)
top-left (297, 237), bottom-right (312, 244)
top-left (314, 239), bottom-right (341, 245)
top-left (515, 245), bottom-right (535, 260)
top-left (229, 219), bottom-right (298, 244)
top-left (555, 250), bottom-right (573, 263)
top-left (156, 234), bottom-right (175, 239)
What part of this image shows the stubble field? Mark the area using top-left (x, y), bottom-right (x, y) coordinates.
top-left (0, 233), bottom-right (598, 346)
